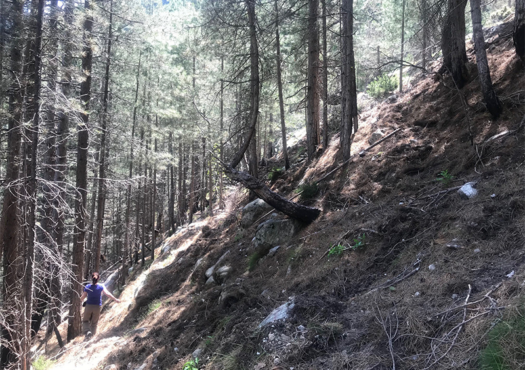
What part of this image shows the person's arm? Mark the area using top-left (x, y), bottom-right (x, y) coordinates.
top-left (102, 286), bottom-right (121, 303)
top-left (80, 291), bottom-right (87, 302)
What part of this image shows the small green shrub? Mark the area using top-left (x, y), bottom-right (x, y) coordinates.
top-left (480, 312), bottom-right (525, 370)
top-left (328, 244), bottom-right (346, 257)
top-left (367, 74), bottom-right (398, 99)
top-left (183, 358), bottom-right (199, 370)
top-left (436, 170), bottom-right (454, 186)
top-left (267, 167), bottom-right (284, 182)
top-left (351, 234), bottom-right (366, 251)
top-left (296, 182), bottom-right (318, 200)
top-left (32, 356), bottom-right (55, 370)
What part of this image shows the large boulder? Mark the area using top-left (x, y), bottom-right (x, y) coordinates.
top-left (241, 199), bottom-right (273, 228)
top-left (253, 219), bottom-right (300, 248)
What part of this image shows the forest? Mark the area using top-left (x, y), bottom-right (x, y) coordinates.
top-left (0, 0), bottom-right (523, 368)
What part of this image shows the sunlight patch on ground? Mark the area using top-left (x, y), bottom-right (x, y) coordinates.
top-left (50, 336), bottom-right (124, 370)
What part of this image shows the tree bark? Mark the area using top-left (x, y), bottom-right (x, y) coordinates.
top-left (23, 0), bottom-right (45, 366)
top-left (399, 0), bottom-right (406, 92)
top-left (340, 0), bottom-right (358, 161)
top-left (275, 0), bottom-right (290, 170)
top-left (307, 0), bottom-right (320, 162)
top-left (0, 0), bottom-right (25, 364)
top-left (230, 0), bottom-right (259, 170)
top-left (321, 0), bottom-right (329, 150)
top-left (68, 0), bottom-right (94, 341)
top-left (441, 0), bottom-right (468, 88)
top-left (94, 0), bottom-right (113, 272)
top-left (470, 0), bottom-right (503, 118)
top-left (48, 0), bottom-right (74, 346)
top-left (514, 0), bottom-right (525, 62)
top-left (225, 167), bottom-right (320, 223)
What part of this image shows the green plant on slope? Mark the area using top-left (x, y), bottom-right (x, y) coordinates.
top-left (480, 311), bottom-right (525, 370)
top-left (32, 356), bottom-right (55, 370)
top-left (267, 167), bottom-right (284, 182)
top-left (328, 244), bottom-right (346, 257)
top-left (296, 182), bottom-right (318, 200)
top-left (367, 74), bottom-right (398, 99)
top-left (436, 170), bottom-right (454, 186)
top-left (351, 234), bottom-right (366, 251)
top-left (183, 358), bottom-right (199, 370)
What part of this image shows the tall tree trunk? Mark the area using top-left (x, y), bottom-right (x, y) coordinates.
top-left (178, 139), bottom-right (186, 224)
top-left (48, 0), bottom-right (74, 346)
top-left (514, 0), bottom-right (525, 62)
top-left (94, 0), bottom-right (113, 272)
top-left (321, 0), bottom-right (329, 150)
top-left (189, 141), bottom-right (196, 223)
top-left (68, 0), bottom-right (94, 341)
top-left (275, 0), bottom-right (290, 170)
top-left (123, 52), bottom-right (141, 283)
top-left (23, 0), bottom-right (44, 366)
top-left (307, 0), bottom-right (320, 162)
top-left (151, 138), bottom-right (157, 261)
top-left (470, 0), bottom-right (503, 118)
top-left (399, 0), bottom-right (406, 92)
top-left (340, 0), bottom-right (358, 161)
top-left (219, 57), bottom-right (224, 208)
top-left (421, 0), bottom-right (429, 70)
top-left (441, 0), bottom-right (468, 88)
top-left (0, 0), bottom-right (25, 364)
top-left (40, 0), bottom-right (59, 341)
top-left (168, 132), bottom-right (176, 233)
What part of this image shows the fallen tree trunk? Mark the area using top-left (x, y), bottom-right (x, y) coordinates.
top-left (224, 166), bottom-right (320, 223)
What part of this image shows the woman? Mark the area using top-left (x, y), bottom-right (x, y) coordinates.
top-left (80, 272), bottom-right (121, 337)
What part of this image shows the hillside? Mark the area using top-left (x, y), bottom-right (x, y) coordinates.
top-left (38, 21), bottom-right (525, 370)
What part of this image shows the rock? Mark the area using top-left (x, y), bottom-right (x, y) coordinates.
top-left (104, 365), bottom-right (117, 370)
top-left (205, 266), bottom-right (215, 279)
top-left (161, 242), bottom-right (171, 255)
top-left (458, 182), bottom-right (478, 200)
top-left (268, 246), bottom-right (281, 257)
top-left (205, 251), bottom-right (231, 278)
top-left (205, 276), bottom-right (216, 285)
top-left (195, 258), bottom-right (204, 270)
top-left (192, 348), bottom-right (203, 359)
top-left (269, 333), bottom-right (275, 341)
top-left (368, 130), bottom-right (384, 145)
top-left (452, 294), bottom-right (459, 299)
top-left (386, 94), bottom-right (398, 104)
top-left (506, 270), bottom-right (515, 278)
top-left (219, 287), bottom-right (246, 308)
top-left (130, 327), bottom-right (147, 335)
top-left (259, 298), bottom-right (295, 328)
top-left (474, 248), bottom-right (481, 253)
top-left (253, 219), bottom-right (300, 249)
top-left (286, 265), bottom-right (292, 276)
top-left (414, 292), bottom-right (420, 297)
top-left (241, 199), bottom-right (273, 228)
top-left (297, 325), bottom-right (306, 332)
top-left (428, 264), bottom-right (436, 271)
top-left (215, 265), bottom-right (232, 283)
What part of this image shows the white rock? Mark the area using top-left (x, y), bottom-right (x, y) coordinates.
top-left (414, 292), bottom-right (420, 297)
top-left (507, 270), bottom-right (515, 278)
top-left (104, 365), bottom-right (117, 370)
top-left (192, 348), bottom-right (203, 359)
top-left (474, 248), bottom-right (481, 253)
top-left (428, 264), bottom-right (436, 271)
top-left (458, 182), bottom-right (478, 200)
top-left (297, 325), bottom-right (306, 332)
top-left (452, 294), bottom-right (459, 299)
top-left (205, 276), bottom-right (216, 285)
top-left (269, 333), bottom-right (275, 341)
top-left (259, 298), bottom-right (295, 328)
top-left (268, 246), bottom-right (281, 257)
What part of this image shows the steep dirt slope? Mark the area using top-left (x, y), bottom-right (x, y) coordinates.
top-left (43, 21), bottom-right (525, 370)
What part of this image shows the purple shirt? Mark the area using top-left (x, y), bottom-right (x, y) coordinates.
top-left (84, 283), bottom-right (105, 306)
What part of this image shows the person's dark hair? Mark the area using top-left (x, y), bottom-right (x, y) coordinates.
top-left (92, 272), bottom-right (100, 285)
